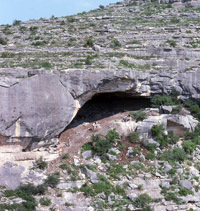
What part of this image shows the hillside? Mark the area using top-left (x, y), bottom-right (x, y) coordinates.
top-left (0, 0), bottom-right (200, 73)
top-left (0, 0), bottom-right (200, 211)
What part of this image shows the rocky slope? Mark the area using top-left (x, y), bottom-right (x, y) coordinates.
top-left (0, 1), bottom-right (200, 211)
top-left (0, 0), bottom-right (200, 143)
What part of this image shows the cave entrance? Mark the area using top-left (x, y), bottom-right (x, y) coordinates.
top-left (67, 92), bottom-right (151, 129)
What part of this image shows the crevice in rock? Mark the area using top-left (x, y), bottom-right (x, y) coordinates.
top-left (65, 92), bottom-right (151, 130)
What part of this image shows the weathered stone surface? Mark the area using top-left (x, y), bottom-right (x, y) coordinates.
top-left (0, 73), bottom-right (76, 140)
top-left (0, 162), bottom-right (25, 190)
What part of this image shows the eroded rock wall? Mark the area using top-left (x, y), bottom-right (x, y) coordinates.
top-left (0, 68), bottom-right (199, 141)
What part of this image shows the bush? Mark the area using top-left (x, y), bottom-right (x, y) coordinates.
top-left (184, 100), bottom-right (200, 121)
top-left (3, 184), bottom-right (39, 210)
top-left (45, 172), bottom-right (60, 188)
top-left (80, 183), bottom-right (95, 196)
top-left (1, 52), bottom-right (15, 58)
top-left (172, 105), bottom-right (182, 114)
top-left (40, 197), bottom-right (51, 206)
top-left (159, 147), bottom-right (186, 163)
top-left (182, 140), bottom-right (196, 154)
top-left (41, 61), bottom-right (52, 70)
top-left (151, 95), bottom-right (175, 108)
top-left (151, 124), bottom-right (165, 137)
top-left (179, 187), bottom-right (193, 196)
top-left (18, 183), bottom-right (47, 195)
top-left (110, 39), bottom-right (121, 48)
top-left (85, 56), bottom-right (92, 65)
top-left (82, 142), bottom-right (93, 151)
top-left (13, 20), bottom-right (21, 26)
top-left (145, 152), bottom-right (156, 160)
top-left (170, 17), bottom-right (180, 24)
top-left (130, 110), bottom-right (147, 122)
top-left (0, 37), bottom-right (7, 45)
top-left (128, 131), bottom-right (140, 143)
top-left (142, 141), bottom-right (157, 152)
top-left (164, 192), bottom-right (180, 203)
top-left (84, 37), bottom-right (94, 48)
top-left (99, 5), bottom-right (105, 9)
top-left (135, 193), bottom-right (152, 208)
top-left (87, 129), bottom-right (119, 157)
top-left (36, 157), bottom-right (48, 170)
top-left (62, 153), bottom-right (69, 159)
top-left (166, 40), bottom-right (177, 47)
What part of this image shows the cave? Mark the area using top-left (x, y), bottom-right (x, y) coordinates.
top-left (67, 92), bottom-right (151, 129)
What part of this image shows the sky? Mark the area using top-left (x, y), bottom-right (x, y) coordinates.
top-left (0, 0), bottom-right (119, 25)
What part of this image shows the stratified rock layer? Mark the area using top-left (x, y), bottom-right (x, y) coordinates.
top-left (0, 68), bottom-right (199, 140)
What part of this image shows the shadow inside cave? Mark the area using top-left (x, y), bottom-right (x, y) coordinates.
top-left (66, 92), bottom-right (151, 130)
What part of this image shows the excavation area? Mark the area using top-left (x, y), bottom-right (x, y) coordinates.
top-left (67, 92), bottom-right (150, 129)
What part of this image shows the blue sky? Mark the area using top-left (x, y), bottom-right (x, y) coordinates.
top-left (0, 0), bottom-right (119, 25)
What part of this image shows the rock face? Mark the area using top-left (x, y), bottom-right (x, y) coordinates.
top-left (0, 73), bottom-right (76, 141)
top-left (0, 0), bottom-right (200, 142)
top-left (0, 68), bottom-right (199, 141)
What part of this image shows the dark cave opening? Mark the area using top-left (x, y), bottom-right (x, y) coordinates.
top-left (67, 92), bottom-right (151, 129)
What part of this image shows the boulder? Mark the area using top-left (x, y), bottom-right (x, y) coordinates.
top-left (0, 74), bottom-right (76, 140)
top-left (180, 180), bottom-right (193, 190)
top-left (167, 115), bottom-right (198, 136)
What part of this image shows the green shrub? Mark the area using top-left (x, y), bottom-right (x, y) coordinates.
top-left (84, 37), bottom-right (94, 48)
top-left (151, 95), bottom-right (175, 108)
top-left (172, 105), bottom-right (182, 114)
top-left (59, 163), bottom-right (67, 170)
top-left (18, 183), bottom-right (47, 195)
top-left (184, 100), bottom-right (200, 121)
top-left (1, 52), bottom-right (15, 58)
top-left (107, 163), bottom-right (127, 180)
top-left (40, 197), bottom-right (51, 206)
top-left (145, 152), bottom-right (156, 160)
top-left (170, 17), bottom-right (180, 24)
top-left (179, 187), bottom-right (193, 196)
top-left (168, 168), bottom-right (176, 176)
top-left (13, 20), bottom-right (21, 25)
top-left (151, 124), bottom-right (165, 137)
top-left (0, 37), bottom-right (7, 45)
top-left (128, 131), bottom-right (140, 143)
top-left (133, 162), bottom-right (144, 170)
top-left (87, 129), bottom-right (119, 157)
top-left (120, 60), bottom-right (136, 69)
top-left (142, 142), bottom-right (157, 152)
top-left (130, 110), bottom-right (147, 122)
top-left (85, 56), bottom-right (92, 65)
top-left (82, 142), bottom-right (93, 151)
top-left (167, 131), bottom-right (179, 144)
top-left (99, 5), bottom-right (105, 9)
top-left (151, 125), bottom-right (178, 148)
top-left (65, 202), bottom-right (73, 206)
top-left (67, 17), bottom-right (76, 23)
top-left (110, 39), bottom-right (121, 48)
top-left (36, 157), bottom-right (48, 170)
top-left (166, 40), bottom-right (177, 47)
top-left (80, 183), bottom-right (95, 196)
top-left (62, 153), bottom-right (69, 159)
top-left (182, 140), bottom-right (196, 154)
top-left (41, 61), bottom-right (52, 70)
top-left (164, 192), bottom-right (180, 203)
top-left (30, 26), bottom-right (38, 34)
top-left (159, 147), bottom-right (186, 163)
top-left (45, 172), bottom-right (60, 188)
top-left (135, 193), bottom-right (152, 208)
top-left (3, 184), bottom-right (38, 210)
